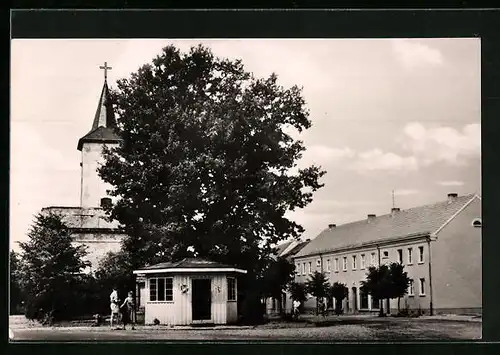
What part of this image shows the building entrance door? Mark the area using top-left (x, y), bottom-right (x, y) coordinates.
top-left (192, 279), bottom-right (212, 321)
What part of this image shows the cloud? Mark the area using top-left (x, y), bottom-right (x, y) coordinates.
top-left (392, 40), bottom-right (444, 70)
top-left (401, 122), bottom-right (481, 166)
top-left (297, 123), bottom-right (479, 175)
top-left (348, 149), bottom-right (419, 173)
top-left (299, 144), bottom-right (419, 174)
top-left (299, 145), bottom-right (355, 167)
top-left (437, 181), bottom-right (464, 187)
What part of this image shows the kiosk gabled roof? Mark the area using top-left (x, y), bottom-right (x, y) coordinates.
top-left (133, 258), bottom-right (247, 275)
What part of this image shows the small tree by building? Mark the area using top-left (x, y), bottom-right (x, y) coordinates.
top-left (18, 212), bottom-right (90, 323)
top-left (361, 263), bottom-right (411, 316)
top-left (360, 265), bottom-right (392, 316)
top-left (259, 257), bottom-right (296, 315)
top-left (288, 282), bottom-right (308, 312)
top-left (305, 271), bottom-right (330, 315)
top-left (388, 262), bottom-right (411, 312)
top-left (329, 282), bottom-right (348, 315)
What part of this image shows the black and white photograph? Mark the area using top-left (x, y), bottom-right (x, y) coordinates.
top-left (9, 37), bottom-right (481, 341)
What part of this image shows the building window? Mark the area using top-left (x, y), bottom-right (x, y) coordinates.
top-left (382, 251), bottom-right (389, 259)
top-left (352, 255), bottom-right (357, 270)
top-left (308, 262), bottom-right (312, 274)
top-left (419, 278), bottom-right (426, 296)
top-left (149, 277), bottom-right (173, 302)
top-left (408, 248), bottom-right (413, 264)
top-left (409, 279), bottom-right (414, 296)
top-left (326, 259), bottom-right (331, 272)
top-left (371, 297), bottom-right (380, 309)
top-left (296, 264), bottom-right (300, 275)
top-left (334, 258), bottom-right (339, 272)
top-left (418, 246), bottom-right (424, 264)
top-left (360, 254), bottom-right (366, 269)
top-left (397, 249), bottom-right (403, 264)
top-left (316, 259), bottom-right (322, 269)
top-left (472, 218), bottom-right (482, 228)
top-left (371, 252), bottom-right (377, 266)
top-left (342, 257), bottom-right (347, 271)
top-left (302, 263), bottom-right (305, 275)
top-left (228, 277), bottom-right (236, 301)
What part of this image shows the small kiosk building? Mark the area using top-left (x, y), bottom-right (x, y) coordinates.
top-left (133, 258), bottom-right (247, 325)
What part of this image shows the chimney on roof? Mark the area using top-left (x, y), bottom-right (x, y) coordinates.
top-left (328, 223), bottom-right (336, 229)
top-left (367, 214), bottom-right (376, 222)
top-left (447, 193), bottom-right (458, 203)
top-left (391, 207), bottom-right (400, 216)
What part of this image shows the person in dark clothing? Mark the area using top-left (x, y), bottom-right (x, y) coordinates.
top-left (120, 291), bottom-right (136, 330)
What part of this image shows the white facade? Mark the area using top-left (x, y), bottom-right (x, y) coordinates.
top-left (80, 142), bottom-right (119, 208)
top-left (133, 269), bottom-right (243, 326)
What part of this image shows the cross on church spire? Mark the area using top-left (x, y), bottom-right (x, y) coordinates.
top-left (99, 61), bottom-right (112, 82)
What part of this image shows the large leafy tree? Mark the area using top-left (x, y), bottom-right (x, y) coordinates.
top-left (305, 271), bottom-right (330, 315)
top-left (99, 45), bottom-right (325, 281)
top-left (18, 212), bottom-right (90, 322)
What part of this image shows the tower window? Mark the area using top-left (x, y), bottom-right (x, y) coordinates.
top-left (100, 197), bottom-right (112, 208)
top-left (472, 218), bottom-right (482, 228)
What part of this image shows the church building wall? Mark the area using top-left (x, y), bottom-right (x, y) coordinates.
top-left (72, 232), bottom-right (125, 271)
top-left (41, 206), bottom-right (126, 270)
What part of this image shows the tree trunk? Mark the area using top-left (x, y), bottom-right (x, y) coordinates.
top-left (379, 298), bottom-right (384, 317)
top-left (397, 297), bottom-right (401, 312)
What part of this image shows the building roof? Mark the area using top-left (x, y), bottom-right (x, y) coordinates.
top-left (133, 258), bottom-right (247, 274)
top-left (275, 240), bottom-right (294, 256)
top-left (77, 81), bottom-right (121, 151)
top-left (282, 240), bottom-right (310, 259)
top-left (295, 193), bottom-right (479, 258)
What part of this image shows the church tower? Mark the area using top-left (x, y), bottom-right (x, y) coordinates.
top-left (77, 62), bottom-right (121, 208)
top-left (41, 62), bottom-right (126, 272)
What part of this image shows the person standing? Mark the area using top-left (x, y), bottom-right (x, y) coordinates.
top-left (292, 299), bottom-right (301, 319)
top-left (110, 287), bottom-right (121, 329)
top-left (120, 291), bottom-right (136, 330)
top-left (322, 296), bottom-right (328, 317)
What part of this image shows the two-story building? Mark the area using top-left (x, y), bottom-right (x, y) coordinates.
top-left (293, 193), bottom-right (482, 316)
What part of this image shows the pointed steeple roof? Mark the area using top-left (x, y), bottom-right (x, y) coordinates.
top-left (77, 81), bottom-right (121, 151)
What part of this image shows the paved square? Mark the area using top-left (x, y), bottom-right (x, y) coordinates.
top-left (9, 315), bottom-right (481, 341)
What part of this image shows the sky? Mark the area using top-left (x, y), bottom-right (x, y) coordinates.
top-left (10, 39), bottom-right (481, 251)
